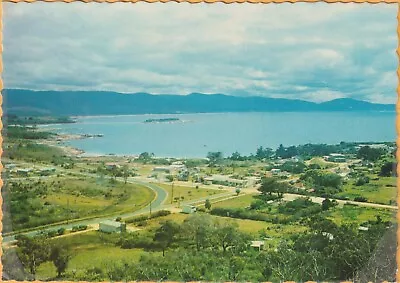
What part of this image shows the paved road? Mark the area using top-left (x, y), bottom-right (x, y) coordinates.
top-left (2, 177), bottom-right (235, 244)
top-left (2, 178), bottom-right (168, 243)
top-left (242, 188), bottom-right (398, 210)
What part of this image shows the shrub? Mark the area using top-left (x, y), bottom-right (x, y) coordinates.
top-left (57, 227), bottom-right (66, 235)
top-left (354, 196), bottom-right (368, 202)
top-left (71, 225), bottom-right (88, 232)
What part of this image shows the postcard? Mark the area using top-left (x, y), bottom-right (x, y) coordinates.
top-left (1, 2), bottom-right (398, 282)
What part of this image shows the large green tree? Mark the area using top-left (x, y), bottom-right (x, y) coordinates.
top-left (154, 220), bottom-right (180, 256)
top-left (50, 244), bottom-right (72, 277)
top-left (207, 151), bottom-right (223, 173)
top-left (16, 234), bottom-right (51, 278)
top-left (258, 177), bottom-right (287, 198)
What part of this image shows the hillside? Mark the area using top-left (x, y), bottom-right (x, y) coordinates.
top-left (2, 89), bottom-right (395, 116)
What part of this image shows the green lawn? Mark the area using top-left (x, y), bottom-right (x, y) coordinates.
top-left (6, 176), bottom-right (155, 231)
top-left (327, 205), bottom-right (395, 225)
top-left (307, 157), bottom-right (337, 169)
top-left (45, 177), bottom-right (154, 214)
top-left (153, 183), bottom-right (225, 204)
top-left (337, 176), bottom-right (396, 205)
top-left (212, 193), bottom-right (257, 209)
top-left (36, 231), bottom-right (151, 280)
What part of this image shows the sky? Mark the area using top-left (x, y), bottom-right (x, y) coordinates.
top-left (3, 3), bottom-right (398, 103)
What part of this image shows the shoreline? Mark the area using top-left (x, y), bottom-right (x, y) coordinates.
top-left (70, 110), bottom-right (397, 120)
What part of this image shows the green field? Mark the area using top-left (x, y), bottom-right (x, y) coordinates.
top-left (153, 183), bottom-right (225, 204)
top-left (327, 205), bottom-right (395, 225)
top-left (211, 193), bottom-right (257, 209)
top-left (337, 176), bottom-right (396, 205)
top-left (5, 176), bottom-right (155, 231)
top-left (35, 231), bottom-right (153, 280)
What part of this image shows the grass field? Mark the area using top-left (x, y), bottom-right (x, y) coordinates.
top-left (336, 176), bottom-right (396, 205)
top-left (36, 231), bottom-right (153, 280)
top-left (327, 205), bottom-right (395, 225)
top-left (153, 183), bottom-right (225, 204)
top-left (43, 177), bottom-right (155, 214)
top-left (211, 193), bottom-right (257, 209)
top-left (6, 176), bottom-right (155, 231)
top-left (306, 157), bottom-right (337, 169)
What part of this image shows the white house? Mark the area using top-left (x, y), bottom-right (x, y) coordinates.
top-left (182, 205), bottom-right (197, 214)
top-left (250, 240), bottom-right (265, 251)
top-left (105, 163), bottom-right (121, 170)
top-left (99, 220), bottom-right (126, 233)
top-left (271, 168), bottom-right (281, 175)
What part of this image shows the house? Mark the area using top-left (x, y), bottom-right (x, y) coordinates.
top-left (205, 175), bottom-right (247, 187)
top-left (250, 240), bottom-right (265, 251)
top-left (4, 163), bottom-right (16, 170)
top-left (153, 167), bottom-right (170, 173)
top-left (16, 168), bottom-right (33, 176)
top-left (105, 163), bottom-right (121, 170)
top-left (327, 153), bottom-right (346, 163)
top-left (99, 220), bottom-right (126, 233)
top-left (40, 167), bottom-right (56, 176)
top-left (169, 164), bottom-right (187, 172)
top-left (182, 205), bottom-right (197, 214)
top-left (271, 168), bottom-right (281, 175)
top-left (322, 232), bottom-right (334, 240)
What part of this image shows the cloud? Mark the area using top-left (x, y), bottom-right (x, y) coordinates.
top-left (3, 2), bottom-right (398, 103)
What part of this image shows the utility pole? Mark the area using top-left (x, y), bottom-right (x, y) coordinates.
top-left (171, 181), bottom-right (174, 204)
top-left (149, 200), bottom-right (152, 216)
top-left (67, 198), bottom-right (70, 224)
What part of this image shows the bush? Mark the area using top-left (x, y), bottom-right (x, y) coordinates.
top-left (71, 225), bottom-right (88, 232)
top-left (355, 176), bottom-right (370, 186)
top-left (354, 196), bottom-right (368, 202)
top-left (57, 227), bottom-right (66, 235)
top-left (125, 210), bottom-right (171, 224)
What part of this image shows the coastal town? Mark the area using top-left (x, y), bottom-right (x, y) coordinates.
top-left (2, 118), bottom-right (397, 282)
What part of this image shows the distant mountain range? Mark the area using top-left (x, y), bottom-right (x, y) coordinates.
top-left (2, 89), bottom-right (395, 116)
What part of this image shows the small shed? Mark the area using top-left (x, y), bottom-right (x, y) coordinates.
top-left (105, 163), bottom-right (121, 170)
top-left (40, 167), bottom-right (56, 175)
top-left (250, 240), bottom-right (265, 251)
top-left (271, 168), bottom-right (281, 175)
top-left (99, 220), bottom-right (126, 233)
top-left (16, 168), bottom-right (33, 176)
top-left (182, 205), bottom-right (196, 214)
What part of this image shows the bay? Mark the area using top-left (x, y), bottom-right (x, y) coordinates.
top-left (53, 112), bottom-right (396, 158)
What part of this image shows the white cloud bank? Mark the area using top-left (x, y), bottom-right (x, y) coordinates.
top-left (3, 2), bottom-right (398, 103)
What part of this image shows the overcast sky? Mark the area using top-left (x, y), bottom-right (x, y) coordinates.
top-left (3, 3), bottom-right (398, 103)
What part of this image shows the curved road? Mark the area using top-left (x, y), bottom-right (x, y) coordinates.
top-left (2, 178), bottom-right (168, 244)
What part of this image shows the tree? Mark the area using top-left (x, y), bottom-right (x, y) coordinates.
top-left (235, 188), bottom-right (241, 196)
top-left (110, 166), bottom-right (119, 181)
top-left (154, 220), bottom-right (180, 256)
top-left (230, 151), bottom-right (242, 161)
top-left (321, 198), bottom-right (336, 211)
top-left (138, 152), bottom-right (154, 164)
top-left (213, 220), bottom-right (249, 254)
top-left (281, 161), bottom-right (306, 174)
top-left (258, 177), bottom-right (287, 198)
top-left (357, 146), bottom-right (384, 162)
top-left (205, 199), bottom-right (212, 210)
top-left (207, 152), bottom-right (223, 174)
top-left (379, 161), bottom-right (397, 177)
top-left (182, 214), bottom-right (217, 251)
top-left (50, 244), bottom-right (71, 277)
top-left (256, 146), bottom-right (273, 160)
top-left (121, 164), bottom-right (130, 184)
top-left (16, 235), bottom-right (51, 278)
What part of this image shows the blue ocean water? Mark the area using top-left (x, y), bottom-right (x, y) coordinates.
top-left (52, 112), bottom-right (396, 158)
